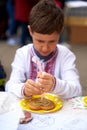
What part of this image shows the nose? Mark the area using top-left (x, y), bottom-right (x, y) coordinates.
top-left (42, 43), bottom-right (49, 52)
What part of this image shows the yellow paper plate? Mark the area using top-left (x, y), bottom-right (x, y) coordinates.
top-left (20, 93), bottom-right (63, 113)
top-left (83, 96), bottom-right (87, 107)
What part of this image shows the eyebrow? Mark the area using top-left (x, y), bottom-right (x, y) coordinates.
top-left (36, 39), bottom-right (56, 43)
top-left (37, 39), bottom-right (45, 42)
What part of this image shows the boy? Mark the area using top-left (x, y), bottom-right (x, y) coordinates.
top-left (5, 0), bottom-right (82, 99)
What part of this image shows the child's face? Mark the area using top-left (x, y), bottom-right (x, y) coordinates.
top-left (29, 29), bottom-right (60, 56)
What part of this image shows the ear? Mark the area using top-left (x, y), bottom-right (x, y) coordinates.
top-left (28, 25), bottom-right (33, 36)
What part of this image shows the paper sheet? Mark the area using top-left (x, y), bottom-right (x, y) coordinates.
top-left (68, 97), bottom-right (87, 109)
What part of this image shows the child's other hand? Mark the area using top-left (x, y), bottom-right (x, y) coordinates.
top-left (23, 79), bottom-right (44, 97)
top-left (37, 71), bottom-right (55, 92)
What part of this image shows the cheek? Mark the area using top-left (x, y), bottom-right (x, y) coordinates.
top-left (51, 44), bottom-right (57, 51)
top-left (33, 41), bottom-right (41, 51)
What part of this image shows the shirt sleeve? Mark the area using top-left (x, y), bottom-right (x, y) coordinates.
top-left (5, 47), bottom-right (30, 98)
top-left (53, 46), bottom-right (82, 99)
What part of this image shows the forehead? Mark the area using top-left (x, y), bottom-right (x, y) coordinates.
top-left (33, 32), bottom-right (59, 39)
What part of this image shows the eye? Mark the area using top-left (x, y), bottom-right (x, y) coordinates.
top-left (38, 40), bottom-right (44, 43)
top-left (49, 40), bottom-right (55, 43)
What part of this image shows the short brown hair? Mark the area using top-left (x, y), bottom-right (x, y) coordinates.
top-left (29, 0), bottom-right (64, 34)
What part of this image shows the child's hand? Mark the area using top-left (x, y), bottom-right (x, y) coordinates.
top-left (23, 79), bottom-right (44, 97)
top-left (37, 72), bottom-right (55, 92)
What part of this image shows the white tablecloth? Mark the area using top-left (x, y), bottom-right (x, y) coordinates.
top-left (0, 92), bottom-right (87, 130)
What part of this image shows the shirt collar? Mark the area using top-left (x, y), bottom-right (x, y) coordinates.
top-left (33, 46), bottom-right (57, 62)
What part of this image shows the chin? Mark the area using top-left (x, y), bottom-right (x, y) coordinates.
top-left (41, 53), bottom-right (49, 56)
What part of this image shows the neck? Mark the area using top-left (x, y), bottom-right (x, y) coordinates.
top-left (33, 46), bottom-right (56, 61)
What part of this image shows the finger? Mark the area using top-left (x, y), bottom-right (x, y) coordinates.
top-left (24, 80), bottom-right (44, 96)
top-left (25, 83), bottom-right (40, 93)
top-left (24, 85), bottom-right (43, 96)
top-left (26, 87), bottom-right (42, 95)
top-left (37, 77), bottom-right (55, 92)
top-left (26, 79), bottom-right (41, 90)
top-left (38, 77), bottom-right (53, 84)
top-left (38, 72), bottom-right (54, 81)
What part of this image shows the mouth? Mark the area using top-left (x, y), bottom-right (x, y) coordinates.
top-left (40, 52), bottom-right (50, 56)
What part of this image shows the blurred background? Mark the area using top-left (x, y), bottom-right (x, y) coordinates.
top-left (0, 0), bottom-right (87, 95)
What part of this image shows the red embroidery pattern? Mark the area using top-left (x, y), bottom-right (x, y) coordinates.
top-left (29, 47), bottom-right (58, 81)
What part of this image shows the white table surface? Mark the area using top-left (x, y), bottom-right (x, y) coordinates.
top-left (0, 92), bottom-right (87, 130)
